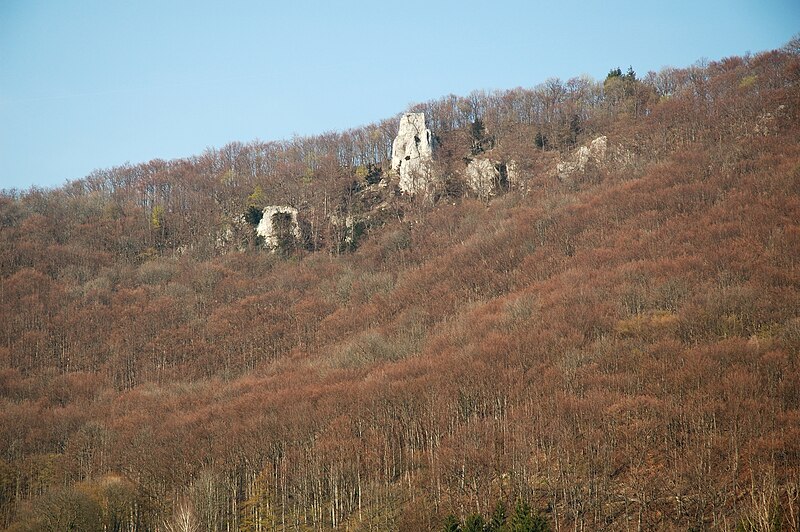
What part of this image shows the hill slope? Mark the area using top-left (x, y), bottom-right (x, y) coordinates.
top-left (1, 44), bottom-right (799, 530)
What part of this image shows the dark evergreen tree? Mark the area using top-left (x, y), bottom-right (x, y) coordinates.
top-left (509, 500), bottom-right (550, 531)
top-left (488, 501), bottom-right (508, 531)
top-left (464, 513), bottom-right (485, 532)
top-left (244, 205), bottom-right (264, 226)
top-left (442, 514), bottom-right (461, 532)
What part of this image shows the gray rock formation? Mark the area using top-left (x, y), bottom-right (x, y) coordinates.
top-left (391, 113), bottom-right (434, 194)
top-left (466, 158), bottom-right (499, 198)
top-left (557, 136), bottom-right (608, 180)
top-left (465, 158), bottom-right (519, 198)
top-left (256, 206), bottom-right (302, 251)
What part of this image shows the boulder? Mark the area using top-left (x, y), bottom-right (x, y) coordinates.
top-left (391, 113), bottom-right (434, 194)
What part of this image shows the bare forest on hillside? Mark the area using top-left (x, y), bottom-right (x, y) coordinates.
top-left (1, 41), bottom-right (800, 530)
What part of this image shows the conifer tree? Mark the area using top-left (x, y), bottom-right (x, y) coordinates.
top-left (488, 501), bottom-right (508, 531)
top-left (442, 514), bottom-right (461, 532)
top-left (464, 513), bottom-right (485, 532)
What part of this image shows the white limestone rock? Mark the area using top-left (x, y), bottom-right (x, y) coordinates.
top-left (256, 206), bottom-right (302, 250)
top-left (465, 158), bottom-right (498, 198)
top-left (557, 136), bottom-right (608, 180)
top-left (465, 158), bottom-right (519, 198)
top-left (391, 113), bottom-right (434, 194)
top-left (589, 136), bottom-right (608, 162)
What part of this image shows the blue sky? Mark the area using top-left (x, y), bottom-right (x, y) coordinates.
top-left (1, 0), bottom-right (797, 190)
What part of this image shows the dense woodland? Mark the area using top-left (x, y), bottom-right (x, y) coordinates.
top-left (1, 39), bottom-right (799, 530)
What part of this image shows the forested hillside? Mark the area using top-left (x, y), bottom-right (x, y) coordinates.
top-left (1, 41), bottom-right (799, 531)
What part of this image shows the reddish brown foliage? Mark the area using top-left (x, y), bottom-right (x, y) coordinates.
top-left (1, 44), bottom-right (799, 530)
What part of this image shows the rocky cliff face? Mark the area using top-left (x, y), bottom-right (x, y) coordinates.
top-left (256, 206), bottom-right (302, 251)
top-left (391, 113), bottom-right (434, 194)
top-left (557, 136), bottom-right (608, 180)
top-left (465, 158), bottom-right (519, 198)
top-left (465, 158), bottom-right (497, 198)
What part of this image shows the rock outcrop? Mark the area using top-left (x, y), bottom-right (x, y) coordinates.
top-left (465, 158), bottom-right (497, 198)
top-left (557, 136), bottom-right (608, 180)
top-left (256, 206), bottom-right (302, 251)
top-left (391, 113), bottom-right (434, 194)
top-left (465, 158), bottom-right (519, 198)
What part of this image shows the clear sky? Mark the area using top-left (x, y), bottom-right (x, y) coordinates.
top-left (1, 0), bottom-right (797, 191)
